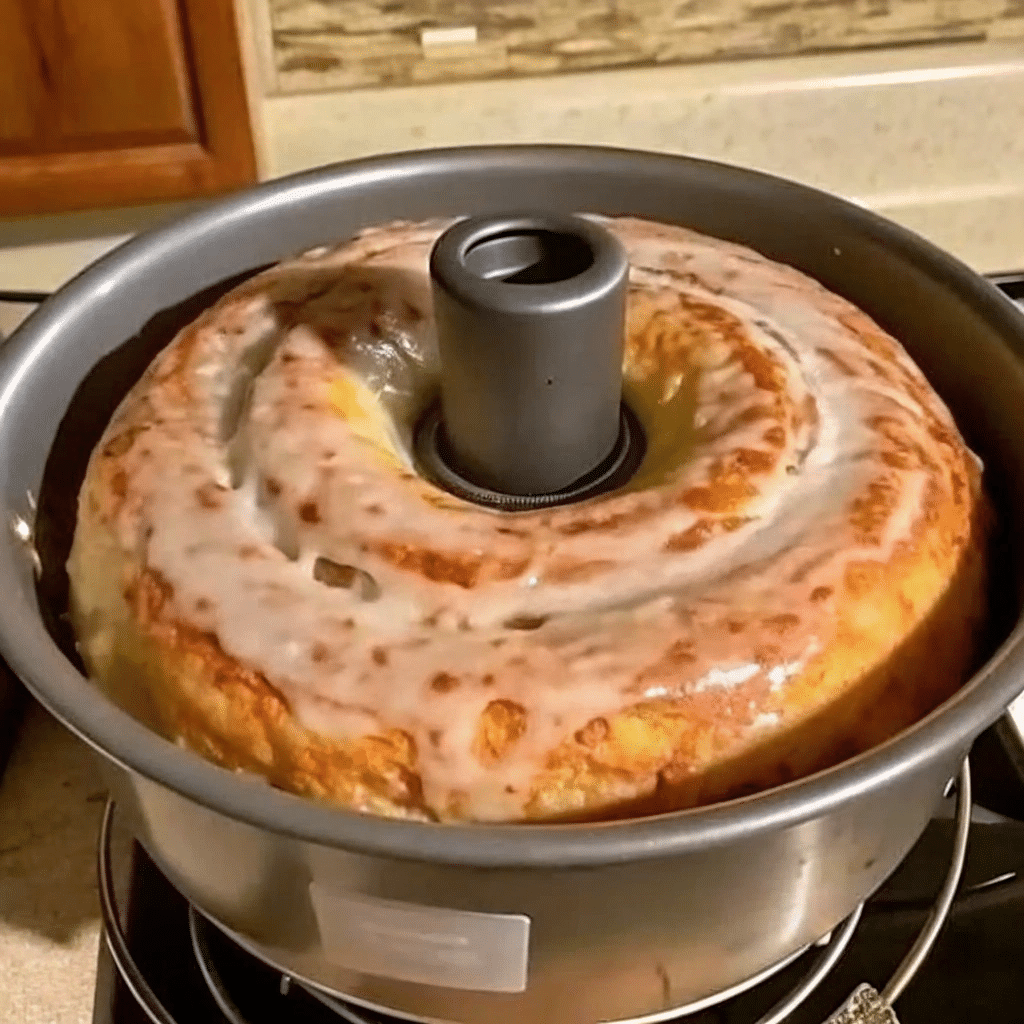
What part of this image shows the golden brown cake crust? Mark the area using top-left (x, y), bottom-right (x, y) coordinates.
top-left (67, 218), bottom-right (990, 823)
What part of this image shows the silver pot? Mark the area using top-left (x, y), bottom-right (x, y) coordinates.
top-left (2, 147), bottom-right (1024, 1024)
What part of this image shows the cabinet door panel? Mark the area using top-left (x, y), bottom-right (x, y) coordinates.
top-left (44, 0), bottom-right (197, 150)
top-left (0, 0), bottom-right (256, 216)
top-left (0, 0), bottom-right (44, 146)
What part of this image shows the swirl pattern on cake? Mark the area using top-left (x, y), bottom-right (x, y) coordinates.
top-left (68, 217), bottom-right (990, 823)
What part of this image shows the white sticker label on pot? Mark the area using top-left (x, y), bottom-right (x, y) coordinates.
top-left (309, 883), bottom-right (530, 992)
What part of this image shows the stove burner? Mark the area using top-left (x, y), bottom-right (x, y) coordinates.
top-left (95, 765), bottom-right (971, 1024)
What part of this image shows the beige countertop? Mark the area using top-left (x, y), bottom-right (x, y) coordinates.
top-left (0, 701), bottom-right (106, 1024)
top-left (1, 299), bottom-right (103, 1024)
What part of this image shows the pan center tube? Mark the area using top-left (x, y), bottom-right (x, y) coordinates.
top-left (415, 213), bottom-right (645, 511)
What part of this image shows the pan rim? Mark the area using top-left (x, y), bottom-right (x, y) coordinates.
top-left (2, 144), bottom-right (1024, 868)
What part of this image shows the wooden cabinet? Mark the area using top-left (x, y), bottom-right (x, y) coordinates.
top-left (0, 0), bottom-right (257, 217)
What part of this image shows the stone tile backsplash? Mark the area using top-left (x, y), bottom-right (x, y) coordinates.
top-left (270, 0), bottom-right (1024, 93)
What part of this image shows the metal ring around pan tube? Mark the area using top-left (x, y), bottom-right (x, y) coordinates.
top-left (96, 762), bottom-right (971, 1024)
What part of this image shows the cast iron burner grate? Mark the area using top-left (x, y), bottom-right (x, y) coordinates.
top-left (95, 767), bottom-right (982, 1024)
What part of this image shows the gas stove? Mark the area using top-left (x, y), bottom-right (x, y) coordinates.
top-left (2, 277), bottom-right (1024, 1024)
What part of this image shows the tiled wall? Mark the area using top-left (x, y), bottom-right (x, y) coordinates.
top-left (269, 0), bottom-right (1023, 93)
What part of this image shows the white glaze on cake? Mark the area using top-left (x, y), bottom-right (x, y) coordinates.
top-left (67, 218), bottom-right (989, 822)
